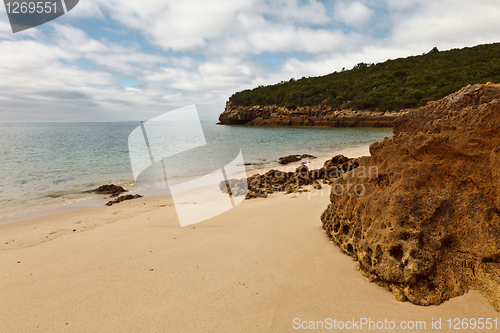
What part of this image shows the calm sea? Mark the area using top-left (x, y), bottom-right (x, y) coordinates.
top-left (0, 122), bottom-right (392, 220)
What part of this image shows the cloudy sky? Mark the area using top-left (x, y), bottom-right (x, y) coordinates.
top-left (1, 0), bottom-right (500, 121)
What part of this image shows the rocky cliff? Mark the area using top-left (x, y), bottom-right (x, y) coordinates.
top-left (218, 102), bottom-right (406, 127)
top-left (321, 83), bottom-right (500, 310)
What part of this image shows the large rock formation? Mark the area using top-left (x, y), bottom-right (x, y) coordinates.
top-left (218, 101), bottom-right (406, 127)
top-left (321, 83), bottom-right (500, 311)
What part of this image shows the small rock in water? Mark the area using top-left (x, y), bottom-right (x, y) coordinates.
top-left (87, 184), bottom-right (128, 197)
top-left (278, 154), bottom-right (316, 165)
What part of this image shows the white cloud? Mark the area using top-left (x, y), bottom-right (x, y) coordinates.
top-left (334, 1), bottom-right (374, 27)
top-left (125, 87), bottom-right (142, 93)
top-left (1, 0), bottom-right (500, 121)
top-left (388, 0), bottom-right (500, 50)
top-left (382, 0), bottom-right (421, 11)
top-left (88, 0), bottom-right (338, 53)
top-left (248, 27), bottom-right (364, 54)
top-left (91, 0), bottom-right (254, 52)
top-left (64, 0), bottom-right (106, 19)
top-left (258, 0), bottom-right (330, 25)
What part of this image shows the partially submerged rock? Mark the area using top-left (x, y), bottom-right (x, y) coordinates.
top-left (321, 83), bottom-right (500, 311)
top-left (278, 154), bottom-right (316, 165)
top-left (87, 184), bottom-right (142, 206)
top-left (89, 184), bottom-right (127, 197)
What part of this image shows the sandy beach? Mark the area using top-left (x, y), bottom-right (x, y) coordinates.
top-left (0, 145), bottom-right (498, 332)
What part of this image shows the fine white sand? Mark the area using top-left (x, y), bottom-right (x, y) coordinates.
top-left (0, 145), bottom-right (497, 332)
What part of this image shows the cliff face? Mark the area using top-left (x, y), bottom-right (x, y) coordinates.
top-left (218, 102), bottom-right (406, 127)
top-left (321, 83), bottom-right (500, 310)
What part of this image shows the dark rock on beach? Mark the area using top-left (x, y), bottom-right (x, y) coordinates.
top-left (243, 162), bottom-right (265, 166)
top-left (106, 194), bottom-right (143, 206)
top-left (321, 83), bottom-right (500, 311)
top-left (218, 101), bottom-right (406, 127)
top-left (278, 154), bottom-right (316, 164)
top-left (87, 184), bottom-right (143, 206)
top-left (220, 155), bottom-right (358, 200)
top-left (89, 184), bottom-right (128, 197)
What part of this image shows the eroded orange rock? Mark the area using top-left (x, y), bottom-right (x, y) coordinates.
top-left (321, 83), bottom-right (500, 311)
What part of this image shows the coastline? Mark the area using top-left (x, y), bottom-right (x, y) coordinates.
top-left (0, 144), bottom-right (498, 331)
top-left (218, 103), bottom-right (407, 128)
top-left (0, 145), bottom-right (371, 240)
top-left (0, 122), bottom-right (391, 223)
top-left (0, 145), bottom-right (371, 227)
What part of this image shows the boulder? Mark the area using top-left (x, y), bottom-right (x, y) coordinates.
top-left (321, 83), bottom-right (500, 311)
top-left (90, 184), bottom-right (127, 197)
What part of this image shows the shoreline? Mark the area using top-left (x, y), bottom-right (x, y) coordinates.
top-left (1, 145), bottom-right (498, 331)
top-left (0, 145), bottom-right (371, 227)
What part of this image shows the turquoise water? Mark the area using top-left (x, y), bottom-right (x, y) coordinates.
top-left (0, 122), bottom-right (392, 219)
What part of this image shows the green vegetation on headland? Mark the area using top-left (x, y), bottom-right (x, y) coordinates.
top-left (229, 43), bottom-right (500, 112)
